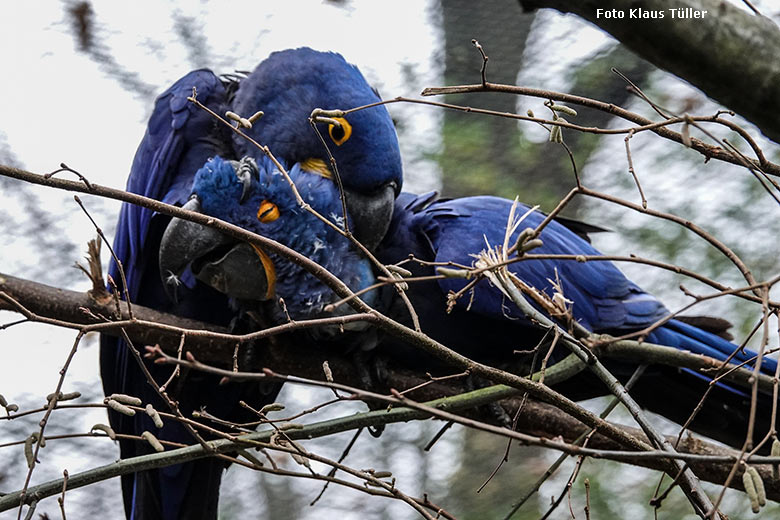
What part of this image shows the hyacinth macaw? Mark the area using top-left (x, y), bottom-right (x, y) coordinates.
top-left (100, 48), bottom-right (401, 520)
top-left (169, 152), bottom-right (778, 452)
top-left (163, 155), bottom-right (378, 335)
top-left (377, 192), bottom-right (778, 448)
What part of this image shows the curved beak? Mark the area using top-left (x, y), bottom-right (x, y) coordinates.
top-left (159, 197), bottom-right (274, 302)
top-left (344, 182), bottom-right (397, 250)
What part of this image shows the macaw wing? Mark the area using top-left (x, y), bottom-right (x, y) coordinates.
top-left (103, 70), bottom-right (238, 519)
top-left (112, 69), bottom-right (230, 299)
top-left (404, 195), bottom-right (668, 332)
top-left (402, 194), bottom-right (776, 373)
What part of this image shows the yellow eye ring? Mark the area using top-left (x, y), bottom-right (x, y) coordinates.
top-left (257, 200), bottom-right (280, 223)
top-left (328, 117), bottom-right (352, 146)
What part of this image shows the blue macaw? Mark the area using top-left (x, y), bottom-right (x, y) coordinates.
top-left (376, 192), bottom-right (778, 448)
top-left (165, 155), bottom-right (378, 333)
top-left (172, 152), bottom-right (778, 452)
top-left (100, 48), bottom-right (402, 520)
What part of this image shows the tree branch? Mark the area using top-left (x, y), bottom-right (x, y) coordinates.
top-left (518, 0), bottom-right (780, 143)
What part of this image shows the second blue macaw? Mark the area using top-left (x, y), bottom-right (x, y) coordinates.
top-left (179, 162), bottom-right (778, 450)
top-left (166, 154), bottom-right (378, 334)
top-left (101, 48), bottom-right (402, 520)
top-left (376, 192), bottom-right (778, 448)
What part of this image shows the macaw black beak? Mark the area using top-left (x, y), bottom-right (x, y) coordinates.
top-left (343, 182), bottom-right (397, 251)
top-left (159, 197), bottom-right (275, 302)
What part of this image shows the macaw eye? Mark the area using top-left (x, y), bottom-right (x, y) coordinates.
top-left (257, 200), bottom-right (280, 223)
top-left (328, 117), bottom-right (352, 146)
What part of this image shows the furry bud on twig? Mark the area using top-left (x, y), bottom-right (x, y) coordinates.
top-left (742, 466), bottom-right (761, 513)
top-left (322, 361), bottom-right (334, 383)
top-left (681, 122), bottom-right (691, 148)
top-left (145, 404), bottom-right (164, 428)
top-left (106, 399), bottom-right (135, 416)
top-left (247, 110), bottom-right (264, 123)
top-left (141, 431), bottom-right (165, 452)
top-left (108, 394), bottom-right (142, 406)
top-left (260, 403), bottom-right (285, 414)
top-left (550, 104), bottom-right (578, 117)
top-left (385, 264), bottom-right (412, 278)
top-left (90, 423), bottom-right (116, 440)
top-left (771, 438), bottom-right (780, 480)
top-left (747, 466), bottom-right (766, 507)
top-left (24, 433), bottom-right (37, 468)
top-left (436, 267), bottom-right (471, 279)
top-left (46, 391), bottom-right (81, 404)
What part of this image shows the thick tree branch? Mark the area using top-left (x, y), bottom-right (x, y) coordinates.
top-left (0, 272), bottom-right (233, 357)
top-left (518, 0), bottom-right (780, 143)
top-left (1, 373), bottom-right (777, 512)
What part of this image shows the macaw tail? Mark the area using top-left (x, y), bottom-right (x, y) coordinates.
top-left (626, 318), bottom-right (777, 449)
top-left (127, 459), bottom-right (224, 520)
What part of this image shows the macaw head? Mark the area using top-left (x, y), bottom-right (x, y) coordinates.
top-left (159, 155), bottom-right (377, 322)
top-left (231, 47), bottom-right (402, 250)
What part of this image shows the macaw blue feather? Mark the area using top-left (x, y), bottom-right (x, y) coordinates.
top-left (100, 48), bottom-right (401, 520)
top-left (192, 155), bottom-right (377, 324)
top-left (377, 191), bottom-right (777, 447)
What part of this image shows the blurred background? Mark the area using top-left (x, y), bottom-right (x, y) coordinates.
top-left (1, 1), bottom-right (780, 518)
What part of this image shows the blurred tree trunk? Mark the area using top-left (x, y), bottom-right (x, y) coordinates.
top-left (438, 0), bottom-right (655, 211)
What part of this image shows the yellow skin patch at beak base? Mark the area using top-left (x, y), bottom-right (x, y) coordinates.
top-left (300, 157), bottom-right (332, 179)
top-left (250, 244), bottom-right (276, 300)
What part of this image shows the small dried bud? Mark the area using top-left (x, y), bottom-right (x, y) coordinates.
top-left (48, 391), bottom-right (81, 403)
top-left (106, 400), bottom-right (136, 416)
top-left (549, 124), bottom-right (562, 143)
top-left (260, 403), bottom-right (285, 414)
top-left (145, 404), bottom-right (164, 429)
top-left (239, 117), bottom-right (253, 129)
top-left (550, 104), bottom-right (578, 117)
top-left (519, 238), bottom-right (544, 253)
top-left (108, 394), bottom-right (142, 406)
top-left (24, 434), bottom-right (37, 468)
top-left (323, 361), bottom-right (334, 383)
top-left (247, 110), bottom-right (264, 123)
top-left (526, 109), bottom-right (535, 118)
top-left (5, 403), bottom-right (18, 413)
top-left (91, 423), bottom-right (116, 440)
top-left (141, 431), bottom-right (165, 453)
top-left (747, 466), bottom-right (766, 507)
top-left (436, 267), bottom-right (470, 279)
top-left (389, 271), bottom-right (409, 291)
top-left (681, 122), bottom-right (691, 148)
top-left (225, 111), bottom-right (242, 122)
top-left (30, 432), bottom-right (46, 448)
top-left (0, 394), bottom-right (7, 407)
top-left (743, 468), bottom-right (760, 513)
top-left (290, 452), bottom-right (311, 468)
top-left (385, 264), bottom-right (412, 278)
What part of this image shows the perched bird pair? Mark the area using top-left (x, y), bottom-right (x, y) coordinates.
top-left (101, 48), bottom-right (399, 519)
top-left (103, 47), bottom-right (776, 519)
